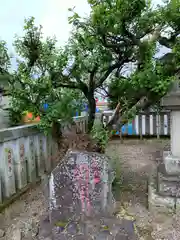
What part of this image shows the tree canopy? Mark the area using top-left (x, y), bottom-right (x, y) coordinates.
top-left (0, 0), bottom-right (179, 132)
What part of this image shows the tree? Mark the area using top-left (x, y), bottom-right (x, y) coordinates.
top-left (84, 0), bottom-right (180, 127)
top-left (0, 40), bottom-right (11, 95)
top-left (10, 0), bottom-right (180, 133)
top-left (7, 17), bottom-right (83, 137)
top-left (57, 21), bottom-right (120, 131)
top-left (15, 17), bottom-right (129, 132)
top-left (65, 0), bottom-right (164, 128)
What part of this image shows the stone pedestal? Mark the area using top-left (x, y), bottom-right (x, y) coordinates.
top-left (163, 110), bottom-right (180, 175)
top-left (148, 80), bottom-right (180, 214)
top-left (171, 111), bottom-right (180, 157)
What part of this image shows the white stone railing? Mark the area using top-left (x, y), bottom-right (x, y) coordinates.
top-left (0, 116), bottom-right (88, 209)
top-left (102, 110), bottom-right (171, 137)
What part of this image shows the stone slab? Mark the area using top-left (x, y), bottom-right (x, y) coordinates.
top-left (39, 150), bottom-right (137, 239)
top-left (148, 173), bottom-right (175, 215)
top-left (164, 154), bottom-right (180, 175)
top-left (158, 163), bottom-right (180, 182)
top-left (157, 163), bottom-right (180, 197)
top-left (39, 215), bottom-right (137, 239)
top-left (158, 181), bottom-right (180, 197)
top-left (163, 151), bottom-right (171, 160)
top-left (175, 199), bottom-right (180, 212)
top-left (48, 150), bottom-right (115, 225)
top-left (161, 95), bottom-right (180, 110)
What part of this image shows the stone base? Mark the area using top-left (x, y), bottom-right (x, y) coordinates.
top-left (148, 169), bottom-right (180, 215)
top-left (157, 163), bottom-right (180, 197)
top-left (39, 214), bottom-right (137, 239)
top-left (148, 175), bottom-right (175, 215)
top-left (164, 154), bottom-right (180, 175)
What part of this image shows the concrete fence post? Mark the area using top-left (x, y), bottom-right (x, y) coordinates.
top-left (1, 143), bottom-right (16, 198)
top-left (14, 138), bottom-right (28, 189)
top-left (25, 136), bottom-right (37, 183)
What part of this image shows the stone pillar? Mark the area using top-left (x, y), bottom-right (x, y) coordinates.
top-left (161, 81), bottom-right (180, 174)
top-left (163, 110), bottom-right (180, 175)
top-left (148, 80), bottom-right (180, 214)
top-left (171, 111), bottom-right (180, 157)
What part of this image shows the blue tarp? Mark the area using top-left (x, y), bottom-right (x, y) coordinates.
top-left (115, 123), bottom-right (136, 135)
top-left (43, 103), bottom-right (48, 110)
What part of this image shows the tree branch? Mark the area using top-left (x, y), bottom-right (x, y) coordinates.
top-left (95, 87), bottom-right (112, 98)
top-left (89, 64), bottom-right (98, 91)
top-left (95, 59), bottom-right (128, 88)
top-left (55, 82), bottom-right (79, 89)
top-left (99, 86), bottom-right (111, 97)
top-left (122, 21), bottom-right (140, 46)
top-left (102, 34), bottom-right (131, 50)
top-left (106, 95), bottom-right (156, 131)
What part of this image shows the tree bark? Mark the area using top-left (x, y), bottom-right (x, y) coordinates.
top-left (52, 121), bottom-right (62, 145)
top-left (107, 96), bottom-right (153, 131)
top-left (106, 102), bottom-right (122, 129)
top-left (87, 94), bottom-right (96, 132)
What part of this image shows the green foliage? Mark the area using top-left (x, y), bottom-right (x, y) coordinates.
top-left (1, 0), bottom-right (180, 134)
top-left (173, 37), bottom-right (180, 69)
top-left (7, 17), bottom-right (84, 134)
top-left (108, 64), bottom-right (175, 113)
top-left (0, 40), bottom-right (10, 73)
top-left (0, 40), bottom-right (12, 92)
top-left (111, 155), bottom-right (122, 188)
top-left (91, 121), bottom-right (109, 152)
top-left (108, 35), bottom-right (175, 114)
top-left (105, 151), bottom-right (122, 188)
top-left (37, 90), bottom-right (83, 135)
top-left (85, 0), bottom-right (180, 119)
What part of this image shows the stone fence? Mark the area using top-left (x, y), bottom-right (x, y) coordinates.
top-left (0, 116), bottom-right (88, 209)
top-left (102, 110), bottom-right (171, 137)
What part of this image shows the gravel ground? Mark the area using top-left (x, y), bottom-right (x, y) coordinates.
top-left (1, 138), bottom-right (179, 240)
top-left (0, 180), bottom-right (48, 239)
top-left (106, 139), bottom-right (180, 240)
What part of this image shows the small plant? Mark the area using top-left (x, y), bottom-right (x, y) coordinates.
top-left (91, 121), bottom-right (110, 153)
top-left (111, 155), bottom-right (122, 187)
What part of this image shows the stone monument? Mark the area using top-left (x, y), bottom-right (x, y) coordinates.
top-left (39, 150), bottom-right (137, 239)
top-left (149, 80), bottom-right (180, 214)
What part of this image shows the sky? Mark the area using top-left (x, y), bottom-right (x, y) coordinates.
top-left (0, 0), bottom-right (165, 69)
top-left (0, 0), bottom-right (90, 53)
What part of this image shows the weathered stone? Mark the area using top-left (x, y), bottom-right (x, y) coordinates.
top-left (31, 226), bottom-right (39, 238)
top-left (158, 181), bottom-right (180, 197)
top-left (164, 155), bottom-right (180, 175)
top-left (157, 163), bottom-right (180, 197)
top-left (153, 80), bottom-right (180, 215)
top-left (148, 178), bottom-right (175, 215)
top-left (48, 150), bottom-right (115, 225)
top-left (161, 80), bottom-right (180, 111)
top-left (11, 228), bottom-right (23, 240)
top-left (158, 163), bottom-right (180, 181)
top-left (174, 199), bottom-right (180, 213)
top-left (0, 229), bottom-right (5, 238)
top-left (39, 150), bottom-right (137, 239)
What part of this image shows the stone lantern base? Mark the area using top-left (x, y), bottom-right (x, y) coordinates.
top-left (148, 151), bottom-right (180, 215)
top-left (149, 83), bottom-right (180, 215)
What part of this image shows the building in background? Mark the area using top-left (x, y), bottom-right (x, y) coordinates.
top-left (95, 94), bottom-right (109, 111)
